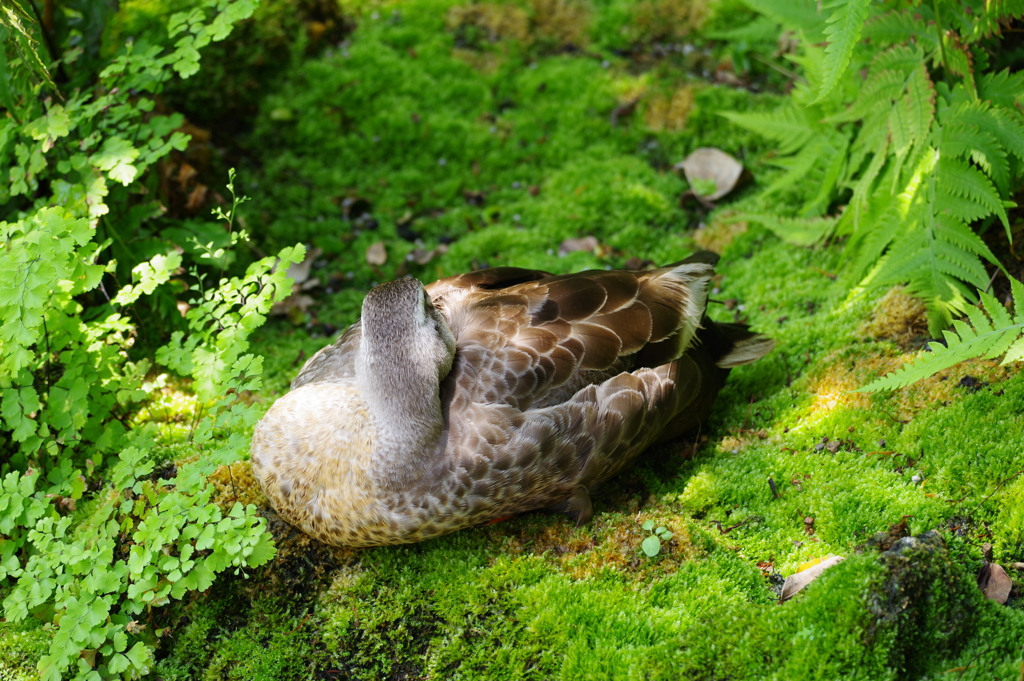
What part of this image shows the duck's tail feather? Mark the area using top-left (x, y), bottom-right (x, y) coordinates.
top-left (706, 322), bottom-right (775, 368)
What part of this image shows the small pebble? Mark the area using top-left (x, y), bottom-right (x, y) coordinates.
top-left (911, 475), bottom-right (922, 484)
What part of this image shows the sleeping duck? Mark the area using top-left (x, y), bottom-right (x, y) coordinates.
top-left (250, 251), bottom-right (772, 547)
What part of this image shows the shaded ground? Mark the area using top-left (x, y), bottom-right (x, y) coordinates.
top-left (3, 0), bottom-right (1022, 679)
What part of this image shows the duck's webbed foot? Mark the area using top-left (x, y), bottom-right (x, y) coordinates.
top-left (546, 486), bottom-right (593, 526)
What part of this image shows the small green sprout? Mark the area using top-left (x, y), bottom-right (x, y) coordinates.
top-left (640, 520), bottom-right (674, 557)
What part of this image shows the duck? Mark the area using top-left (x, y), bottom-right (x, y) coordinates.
top-left (250, 251), bottom-right (773, 547)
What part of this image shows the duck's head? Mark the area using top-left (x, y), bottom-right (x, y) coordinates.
top-left (357, 277), bottom-right (457, 397)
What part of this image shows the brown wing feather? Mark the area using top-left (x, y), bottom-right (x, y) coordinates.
top-left (440, 260), bottom-right (713, 411)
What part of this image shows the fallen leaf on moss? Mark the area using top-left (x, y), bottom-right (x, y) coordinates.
top-left (978, 563), bottom-right (1012, 604)
top-left (176, 162), bottom-right (198, 190)
top-left (559, 235), bottom-right (599, 256)
top-left (366, 241), bottom-right (387, 265)
top-left (270, 293), bottom-right (315, 321)
top-left (780, 554), bottom-right (844, 601)
top-left (675, 147), bottom-right (745, 204)
top-left (185, 183), bottom-right (208, 212)
top-left (408, 244), bottom-right (449, 265)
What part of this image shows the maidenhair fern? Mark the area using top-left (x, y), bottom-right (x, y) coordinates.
top-left (721, 0), bottom-right (1023, 335)
top-left (861, 277), bottom-right (1024, 391)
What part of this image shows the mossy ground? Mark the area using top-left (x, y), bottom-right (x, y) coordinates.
top-left (4, 1), bottom-right (1020, 679)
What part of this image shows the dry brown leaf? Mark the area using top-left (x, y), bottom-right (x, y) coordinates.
top-left (558, 235), bottom-right (599, 257)
top-left (978, 563), bottom-right (1013, 604)
top-left (176, 162), bottom-right (198, 190)
top-left (270, 293), bottom-right (316, 321)
top-left (366, 241), bottom-right (388, 266)
top-left (185, 184), bottom-right (208, 212)
top-left (408, 244), bottom-right (449, 265)
top-left (779, 555), bottom-right (845, 601)
top-left (675, 147), bottom-right (745, 202)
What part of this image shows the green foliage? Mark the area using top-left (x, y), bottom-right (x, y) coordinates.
top-left (640, 519), bottom-right (675, 557)
top-left (861, 277), bottom-right (1024, 391)
top-left (0, 1), bottom-right (310, 678)
top-left (719, 0), bottom-right (1024, 389)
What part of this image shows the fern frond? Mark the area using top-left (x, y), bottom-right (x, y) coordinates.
top-left (945, 100), bottom-right (1024, 167)
top-left (827, 69), bottom-right (906, 123)
top-left (740, 0), bottom-right (826, 39)
top-left (978, 69), bottom-right (1024, 110)
top-left (884, 66), bottom-right (934, 187)
top-left (868, 44), bottom-right (926, 79)
top-left (938, 178), bottom-right (998, 223)
top-left (816, 0), bottom-right (873, 103)
top-left (938, 156), bottom-right (1009, 231)
top-left (841, 195), bottom-right (901, 280)
top-left (762, 137), bottom-right (826, 197)
top-left (988, 107), bottom-right (1024, 164)
top-left (941, 127), bottom-right (1008, 194)
top-left (1004, 278), bottom-right (1024, 363)
top-left (942, 37), bottom-right (975, 91)
top-left (860, 278), bottom-right (1024, 392)
top-left (861, 10), bottom-right (937, 48)
top-left (719, 106), bottom-right (817, 155)
top-left (861, 149), bottom-right (1000, 332)
top-left (965, 0), bottom-right (1024, 40)
top-left (803, 133), bottom-right (850, 216)
top-left (731, 213), bottom-right (837, 246)
top-left (905, 65), bottom-right (937, 146)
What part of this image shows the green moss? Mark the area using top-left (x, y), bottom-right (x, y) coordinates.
top-left (0, 619), bottom-right (48, 681)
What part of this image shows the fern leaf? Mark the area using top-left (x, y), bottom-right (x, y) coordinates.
top-left (938, 156), bottom-right (1009, 231)
top-left (932, 213), bottom-right (999, 269)
top-left (863, 149), bottom-right (1000, 332)
top-left (862, 10), bottom-right (937, 48)
top-left (841, 195), bottom-right (901, 282)
top-left (938, 188), bottom-right (996, 226)
top-left (803, 133), bottom-right (850, 216)
top-left (988, 106), bottom-right (1024, 164)
top-left (720, 106), bottom-right (816, 155)
top-left (978, 290), bottom-right (1014, 333)
top-left (740, 0), bottom-right (827, 40)
top-left (904, 65), bottom-right (936, 151)
top-left (966, 0), bottom-right (1024, 40)
top-left (941, 127), bottom-right (1008, 195)
top-left (1004, 278), bottom-right (1024, 363)
top-left (978, 69), bottom-right (1024, 110)
top-left (1004, 337), bottom-right (1024, 363)
top-left (827, 69), bottom-right (906, 123)
top-left (816, 0), bottom-right (873, 103)
top-left (868, 43), bottom-right (926, 79)
top-left (731, 213), bottom-right (837, 246)
top-left (845, 135), bottom-right (890, 219)
top-left (945, 100), bottom-right (1024, 176)
top-left (762, 138), bottom-right (827, 197)
top-left (942, 38), bottom-right (976, 95)
top-left (860, 279), bottom-right (1024, 391)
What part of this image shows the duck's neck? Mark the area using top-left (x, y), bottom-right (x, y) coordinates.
top-left (356, 350), bottom-right (445, 490)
